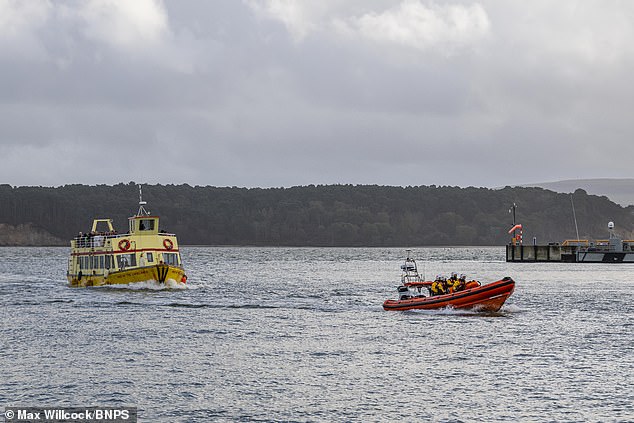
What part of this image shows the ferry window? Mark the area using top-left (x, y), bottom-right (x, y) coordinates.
top-left (139, 219), bottom-right (155, 231)
top-left (105, 255), bottom-right (112, 269)
top-left (162, 253), bottom-right (179, 266)
top-left (99, 256), bottom-right (104, 269)
top-left (147, 252), bottom-right (154, 263)
top-left (117, 253), bottom-right (137, 269)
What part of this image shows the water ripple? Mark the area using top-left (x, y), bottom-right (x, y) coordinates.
top-left (1, 246), bottom-right (633, 422)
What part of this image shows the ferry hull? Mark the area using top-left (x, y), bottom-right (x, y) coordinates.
top-left (383, 277), bottom-right (515, 312)
top-left (68, 264), bottom-right (186, 288)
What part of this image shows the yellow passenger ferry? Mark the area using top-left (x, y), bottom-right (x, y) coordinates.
top-left (67, 187), bottom-right (187, 287)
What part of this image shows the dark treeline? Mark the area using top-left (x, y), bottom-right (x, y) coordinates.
top-left (0, 183), bottom-right (632, 246)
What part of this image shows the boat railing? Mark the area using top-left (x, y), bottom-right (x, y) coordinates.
top-left (71, 231), bottom-right (176, 248)
top-left (562, 239), bottom-right (589, 247)
top-left (402, 272), bottom-right (424, 284)
top-left (72, 234), bottom-right (113, 248)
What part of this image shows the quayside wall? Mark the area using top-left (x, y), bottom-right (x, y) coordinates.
top-left (505, 244), bottom-right (577, 262)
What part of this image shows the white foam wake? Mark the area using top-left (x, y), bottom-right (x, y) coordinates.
top-left (500, 303), bottom-right (523, 313)
top-left (98, 278), bottom-right (198, 291)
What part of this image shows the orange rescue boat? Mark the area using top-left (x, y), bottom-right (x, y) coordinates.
top-left (383, 252), bottom-right (515, 312)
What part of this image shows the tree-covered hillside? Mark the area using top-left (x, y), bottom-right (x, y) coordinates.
top-left (0, 183), bottom-right (632, 246)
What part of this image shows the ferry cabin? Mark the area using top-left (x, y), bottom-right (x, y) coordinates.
top-left (67, 214), bottom-right (182, 284)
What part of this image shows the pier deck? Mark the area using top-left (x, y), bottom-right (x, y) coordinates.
top-left (506, 244), bottom-right (634, 263)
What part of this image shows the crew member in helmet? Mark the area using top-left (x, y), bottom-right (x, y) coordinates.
top-left (457, 274), bottom-right (467, 291)
top-left (447, 272), bottom-right (458, 293)
top-left (450, 274), bottom-right (466, 292)
top-left (431, 275), bottom-right (446, 296)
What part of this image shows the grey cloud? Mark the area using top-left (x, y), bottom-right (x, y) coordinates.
top-left (0, 0), bottom-right (633, 188)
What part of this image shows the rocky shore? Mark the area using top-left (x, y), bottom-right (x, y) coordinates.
top-left (0, 223), bottom-right (65, 246)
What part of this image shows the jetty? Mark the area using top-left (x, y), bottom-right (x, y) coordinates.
top-left (506, 222), bottom-right (634, 263)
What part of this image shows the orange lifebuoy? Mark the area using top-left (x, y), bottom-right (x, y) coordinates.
top-left (118, 239), bottom-right (131, 251)
top-left (181, 275), bottom-right (187, 283)
top-left (163, 239), bottom-right (174, 250)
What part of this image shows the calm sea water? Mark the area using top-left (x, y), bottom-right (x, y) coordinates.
top-left (1, 246), bottom-right (632, 422)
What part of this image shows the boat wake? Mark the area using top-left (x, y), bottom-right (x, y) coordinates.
top-left (96, 279), bottom-right (197, 291)
top-left (499, 303), bottom-right (523, 313)
top-left (404, 302), bottom-right (521, 317)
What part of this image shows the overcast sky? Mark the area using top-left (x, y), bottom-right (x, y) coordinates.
top-left (1, 0), bottom-right (632, 188)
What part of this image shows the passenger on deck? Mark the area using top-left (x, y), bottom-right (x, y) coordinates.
top-left (120, 255), bottom-right (129, 270)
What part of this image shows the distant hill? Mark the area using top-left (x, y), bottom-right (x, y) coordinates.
top-left (0, 183), bottom-right (633, 246)
top-left (523, 178), bottom-right (634, 206)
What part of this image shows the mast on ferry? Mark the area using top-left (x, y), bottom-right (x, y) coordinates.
top-left (137, 184), bottom-right (150, 216)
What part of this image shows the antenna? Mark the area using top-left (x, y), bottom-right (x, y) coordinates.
top-left (509, 203), bottom-right (517, 226)
top-left (570, 194), bottom-right (580, 242)
top-left (137, 184), bottom-right (150, 216)
top-left (608, 221), bottom-right (615, 238)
